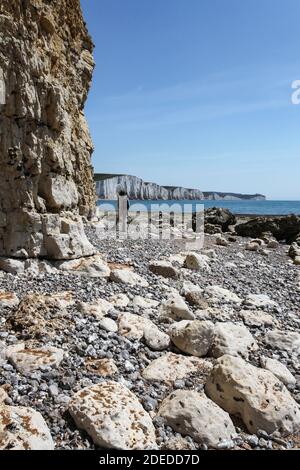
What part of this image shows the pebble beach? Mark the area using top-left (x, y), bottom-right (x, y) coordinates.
top-left (0, 214), bottom-right (300, 451)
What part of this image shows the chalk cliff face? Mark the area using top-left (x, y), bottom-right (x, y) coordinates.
top-left (95, 175), bottom-right (265, 201)
top-left (95, 175), bottom-right (204, 200)
top-left (203, 192), bottom-right (266, 201)
top-left (0, 0), bottom-right (96, 259)
top-left (96, 175), bottom-right (170, 200)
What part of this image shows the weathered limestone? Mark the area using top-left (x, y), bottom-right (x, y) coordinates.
top-left (158, 390), bottom-right (236, 448)
top-left (160, 293), bottom-right (195, 321)
top-left (132, 295), bottom-right (159, 309)
top-left (77, 298), bottom-right (113, 320)
top-left (206, 355), bottom-right (300, 436)
top-left (239, 309), bottom-right (275, 328)
top-left (211, 322), bottom-right (258, 359)
top-left (205, 285), bottom-right (242, 305)
top-left (244, 294), bottom-right (278, 310)
top-left (57, 255), bottom-right (110, 278)
top-left (118, 313), bottom-right (170, 351)
top-left (69, 382), bottom-right (157, 450)
top-left (260, 357), bottom-right (296, 387)
top-left (6, 343), bottom-right (64, 376)
top-left (149, 260), bottom-right (180, 279)
top-left (169, 320), bottom-right (215, 357)
top-left (142, 352), bottom-right (212, 383)
top-left (9, 292), bottom-right (73, 338)
top-left (0, 0), bottom-right (96, 260)
top-left (0, 405), bottom-right (54, 450)
top-left (110, 268), bottom-right (149, 287)
top-left (264, 330), bottom-right (300, 356)
top-left (0, 291), bottom-right (19, 308)
top-left (184, 252), bottom-right (210, 271)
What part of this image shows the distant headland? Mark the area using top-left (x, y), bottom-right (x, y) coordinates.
top-left (94, 173), bottom-right (266, 201)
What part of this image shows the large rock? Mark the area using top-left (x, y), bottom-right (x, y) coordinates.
top-left (142, 352), bottom-right (212, 383)
top-left (0, 258), bottom-right (25, 274)
top-left (109, 293), bottom-right (130, 308)
top-left (260, 357), bottom-right (296, 387)
top-left (9, 293), bottom-right (73, 338)
top-left (69, 382), bottom-right (157, 450)
top-left (206, 355), bottom-right (300, 436)
top-left (132, 296), bottom-right (159, 309)
top-left (57, 255), bottom-right (110, 278)
top-left (77, 298), bottom-right (113, 320)
top-left (0, 258), bottom-right (59, 275)
top-left (6, 343), bottom-right (64, 376)
top-left (205, 285), bottom-right (242, 305)
top-left (0, 291), bottom-right (19, 308)
top-left (211, 322), bottom-right (258, 359)
top-left (118, 313), bottom-right (170, 351)
top-left (264, 330), bottom-right (300, 356)
top-left (239, 309), bottom-right (275, 328)
top-left (289, 243), bottom-right (300, 260)
top-left (110, 269), bottom-right (149, 287)
top-left (184, 252), bottom-right (210, 271)
top-left (158, 390), bottom-right (236, 448)
top-left (0, 405), bottom-right (54, 450)
top-left (205, 208), bottom-right (236, 232)
top-left (149, 260), bottom-right (179, 279)
top-left (244, 293), bottom-right (278, 310)
top-left (160, 293), bottom-right (195, 321)
top-left (169, 320), bottom-right (214, 357)
top-left (204, 223), bottom-right (222, 235)
top-left (235, 215), bottom-right (300, 243)
top-left (0, 0), bottom-right (96, 259)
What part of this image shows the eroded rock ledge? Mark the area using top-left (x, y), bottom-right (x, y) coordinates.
top-left (0, 0), bottom-right (96, 259)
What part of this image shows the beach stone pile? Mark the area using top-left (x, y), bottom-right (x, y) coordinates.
top-left (0, 224), bottom-right (299, 451)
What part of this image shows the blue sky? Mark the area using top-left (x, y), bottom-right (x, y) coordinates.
top-left (81, 0), bottom-right (300, 199)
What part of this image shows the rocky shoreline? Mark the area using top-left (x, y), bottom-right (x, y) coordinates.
top-left (2, 0), bottom-right (298, 454)
top-left (0, 213), bottom-right (300, 450)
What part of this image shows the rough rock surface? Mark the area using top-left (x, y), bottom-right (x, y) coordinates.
top-left (264, 330), bottom-right (300, 356)
top-left (235, 215), bottom-right (300, 242)
top-left (68, 381), bottom-right (157, 450)
top-left (142, 352), bottom-right (212, 383)
top-left (244, 293), bottom-right (278, 310)
top-left (85, 358), bottom-right (118, 377)
top-left (184, 252), bottom-right (210, 271)
top-left (211, 322), bottom-right (258, 359)
top-left (149, 260), bottom-right (179, 279)
top-left (57, 255), bottom-right (110, 278)
top-left (0, 291), bottom-right (19, 308)
top-left (6, 343), bottom-right (64, 376)
top-left (77, 298), bottom-right (113, 320)
top-left (158, 390), bottom-right (236, 448)
top-left (110, 268), bottom-right (149, 287)
top-left (0, 405), bottom-right (54, 450)
top-left (9, 292), bottom-right (73, 338)
top-left (260, 357), bottom-right (296, 387)
top-left (0, 0), bottom-right (96, 260)
top-left (118, 312), bottom-right (170, 351)
top-left (239, 309), bottom-right (275, 327)
top-left (169, 320), bottom-right (214, 357)
top-left (160, 293), bottom-right (194, 321)
top-left (204, 207), bottom-right (236, 232)
top-left (206, 355), bottom-right (300, 436)
top-left (205, 285), bottom-right (242, 304)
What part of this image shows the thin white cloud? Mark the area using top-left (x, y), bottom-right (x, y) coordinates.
top-left (87, 63), bottom-right (296, 130)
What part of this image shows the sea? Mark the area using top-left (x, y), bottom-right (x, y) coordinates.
top-left (97, 200), bottom-right (300, 216)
